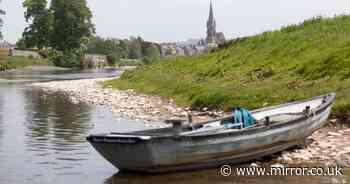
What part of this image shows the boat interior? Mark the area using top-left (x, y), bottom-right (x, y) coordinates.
top-left (109, 94), bottom-right (332, 138)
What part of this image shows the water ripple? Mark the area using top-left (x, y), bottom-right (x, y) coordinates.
top-left (0, 69), bottom-right (128, 184)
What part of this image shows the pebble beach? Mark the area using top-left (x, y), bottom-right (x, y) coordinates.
top-left (31, 77), bottom-right (350, 167)
top-left (31, 77), bottom-right (220, 128)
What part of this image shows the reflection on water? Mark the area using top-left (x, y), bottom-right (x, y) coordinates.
top-left (0, 82), bottom-right (147, 184)
top-left (24, 88), bottom-right (94, 172)
top-left (0, 69), bottom-right (147, 184)
top-left (0, 69), bottom-right (349, 184)
top-left (24, 89), bottom-right (92, 144)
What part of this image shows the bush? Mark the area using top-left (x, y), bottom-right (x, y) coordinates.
top-left (142, 56), bottom-right (153, 65)
top-left (333, 103), bottom-right (350, 123)
top-left (107, 54), bottom-right (119, 66)
top-left (52, 50), bottom-right (83, 68)
top-left (191, 91), bottom-right (229, 109)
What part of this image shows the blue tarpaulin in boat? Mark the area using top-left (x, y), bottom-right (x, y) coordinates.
top-left (224, 107), bottom-right (256, 129)
top-left (234, 107), bottom-right (256, 128)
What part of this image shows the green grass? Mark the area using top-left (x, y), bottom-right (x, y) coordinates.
top-left (0, 56), bottom-right (51, 71)
top-left (117, 59), bottom-right (143, 67)
top-left (104, 15), bottom-right (350, 120)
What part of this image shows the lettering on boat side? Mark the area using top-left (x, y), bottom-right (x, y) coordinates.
top-left (220, 165), bottom-right (343, 177)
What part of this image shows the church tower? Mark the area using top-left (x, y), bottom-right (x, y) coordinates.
top-left (206, 1), bottom-right (217, 44)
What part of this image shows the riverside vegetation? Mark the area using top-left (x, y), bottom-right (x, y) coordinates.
top-left (0, 48), bottom-right (50, 71)
top-left (0, 56), bottom-right (50, 71)
top-left (18, 0), bottom-right (94, 68)
top-left (104, 15), bottom-right (350, 121)
top-left (32, 15), bottom-right (350, 165)
top-left (17, 0), bottom-right (160, 68)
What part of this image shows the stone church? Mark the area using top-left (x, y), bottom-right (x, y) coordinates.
top-left (206, 1), bottom-right (226, 47)
top-left (159, 2), bottom-right (226, 57)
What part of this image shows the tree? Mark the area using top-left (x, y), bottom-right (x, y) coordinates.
top-left (16, 38), bottom-right (27, 49)
top-left (142, 44), bottom-right (160, 65)
top-left (117, 40), bottom-right (129, 59)
top-left (50, 0), bottom-right (95, 52)
top-left (0, 0), bottom-right (5, 39)
top-left (23, 0), bottom-right (51, 48)
top-left (23, 0), bottom-right (53, 49)
top-left (128, 37), bottom-right (143, 59)
top-left (87, 37), bottom-right (130, 59)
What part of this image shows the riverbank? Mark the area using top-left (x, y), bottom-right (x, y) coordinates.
top-left (30, 77), bottom-right (350, 167)
top-left (105, 16), bottom-right (350, 123)
top-left (0, 56), bottom-right (51, 72)
top-left (275, 125), bottom-right (350, 167)
top-left (31, 77), bottom-right (221, 128)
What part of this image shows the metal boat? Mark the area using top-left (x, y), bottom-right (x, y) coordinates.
top-left (87, 93), bottom-right (336, 173)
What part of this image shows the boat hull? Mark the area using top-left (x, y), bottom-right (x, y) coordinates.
top-left (87, 94), bottom-right (334, 173)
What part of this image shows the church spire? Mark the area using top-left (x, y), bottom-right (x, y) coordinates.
top-left (209, 1), bottom-right (214, 22)
top-left (206, 1), bottom-right (216, 44)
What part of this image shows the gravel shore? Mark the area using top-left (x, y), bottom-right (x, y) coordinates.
top-left (30, 77), bottom-right (350, 167)
top-left (276, 125), bottom-right (350, 167)
top-left (30, 77), bottom-right (219, 128)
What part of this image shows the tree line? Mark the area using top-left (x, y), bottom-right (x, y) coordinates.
top-left (86, 36), bottom-right (161, 65)
top-left (14, 0), bottom-right (161, 68)
top-left (17, 0), bottom-right (94, 67)
top-left (0, 0), bottom-right (5, 39)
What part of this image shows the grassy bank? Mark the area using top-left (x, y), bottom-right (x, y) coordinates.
top-left (0, 56), bottom-right (51, 71)
top-left (117, 59), bottom-right (143, 67)
top-left (104, 16), bottom-right (350, 120)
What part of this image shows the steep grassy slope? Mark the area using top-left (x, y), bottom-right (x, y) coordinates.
top-left (104, 16), bottom-right (350, 119)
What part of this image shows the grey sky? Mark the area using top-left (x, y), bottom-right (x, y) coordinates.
top-left (2, 0), bottom-right (350, 43)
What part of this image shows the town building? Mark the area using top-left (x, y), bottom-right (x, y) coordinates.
top-left (160, 1), bottom-right (226, 57)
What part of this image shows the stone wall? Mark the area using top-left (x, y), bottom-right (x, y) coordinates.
top-left (83, 54), bottom-right (108, 69)
top-left (9, 49), bottom-right (41, 59)
top-left (0, 48), bottom-right (9, 58)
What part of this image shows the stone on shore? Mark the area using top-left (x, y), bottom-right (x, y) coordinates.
top-left (30, 77), bottom-right (218, 127)
top-left (30, 77), bottom-right (350, 167)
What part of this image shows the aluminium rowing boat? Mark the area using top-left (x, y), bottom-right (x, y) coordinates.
top-left (87, 93), bottom-right (336, 173)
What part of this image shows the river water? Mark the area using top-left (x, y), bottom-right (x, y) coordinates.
top-left (0, 68), bottom-right (348, 184)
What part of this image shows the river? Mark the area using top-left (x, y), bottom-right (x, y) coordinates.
top-left (0, 68), bottom-right (348, 184)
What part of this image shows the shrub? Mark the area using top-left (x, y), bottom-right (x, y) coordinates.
top-left (52, 50), bottom-right (83, 68)
top-left (191, 91), bottom-right (229, 109)
top-left (142, 56), bottom-right (153, 65)
top-left (333, 103), bottom-right (350, 123)
top-left (107, 54), bottom-right (119, 66)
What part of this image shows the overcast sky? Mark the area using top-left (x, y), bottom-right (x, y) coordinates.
top-left (1, 0), bottom-right (350, 43)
